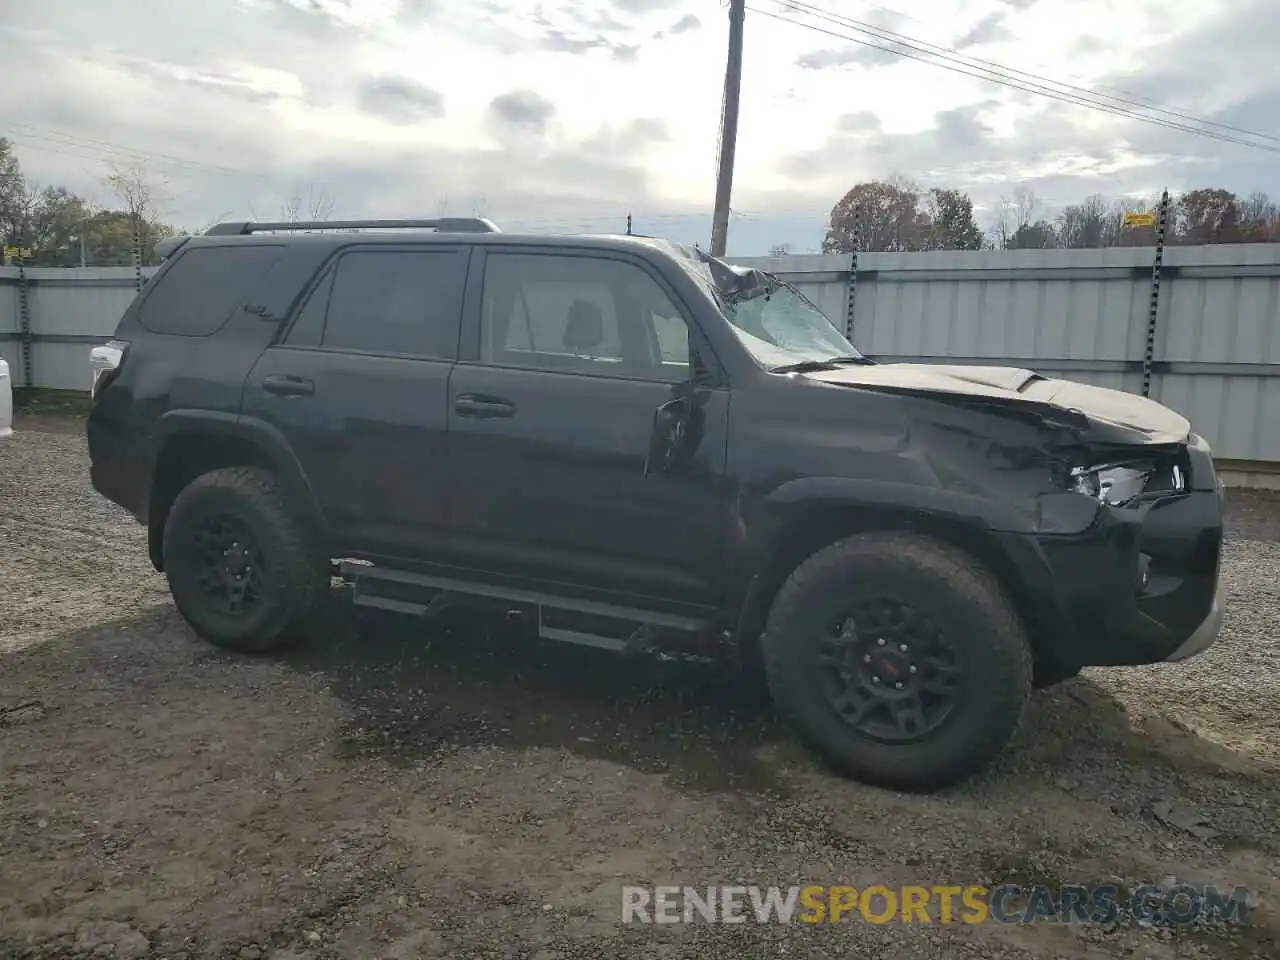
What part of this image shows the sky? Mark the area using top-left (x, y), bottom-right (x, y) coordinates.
top-left (1, 0), bottom-right (1277, 255)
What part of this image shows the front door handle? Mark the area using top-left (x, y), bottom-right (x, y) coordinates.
top-left (454, 394), bottom-right (515, 419)
top-left (262, 374), bottom-right (315, 397)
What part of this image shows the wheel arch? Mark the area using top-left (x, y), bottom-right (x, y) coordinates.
top-left (147, 411), bottom-right (325, 571)
top-left (733, 489), bottom-right (1067, 682)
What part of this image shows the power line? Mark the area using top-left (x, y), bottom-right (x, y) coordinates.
top-left (4, 124), bottom-right (273, 180)
top-left (785, 0), bottom-right (1280, 146)
top-left (755, 1), bottom-right (1280, 155)
top-left (788, 0), bottom-right (1280, 145)
top-left (766, 0), bottom-right (1280, 152)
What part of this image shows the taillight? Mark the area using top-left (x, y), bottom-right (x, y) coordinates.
top-left (89, 339), bottom-right (130, 398)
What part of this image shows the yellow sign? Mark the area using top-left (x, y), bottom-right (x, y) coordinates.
top-left (2, 246), bottom-right (32, 262)
top-left (1123, 212), bottom-right (1156, 228)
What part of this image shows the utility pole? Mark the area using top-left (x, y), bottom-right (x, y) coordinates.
top-left (709, 0), bottom-right (745, 257)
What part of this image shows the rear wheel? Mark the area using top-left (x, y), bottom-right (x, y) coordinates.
top-left (162, 466), bottom-right (329, 653)
top-left (759, 532), bottom-right (1031, 792)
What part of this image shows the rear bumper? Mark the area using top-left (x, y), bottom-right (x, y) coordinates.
top-left (86, 412), bottom-right (148, 522)
top-left (1002, 435), bottom-right (1225, 671)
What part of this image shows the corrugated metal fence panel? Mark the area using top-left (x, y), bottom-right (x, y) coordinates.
top-left (730, 244), bottom-right (1280, 464)
top-left (27, 267), bottom-right (150, 337)
top-left (5, 247), bottom-right (1280, 462)
top-left (1152, 244), bottom-right (1280, 464)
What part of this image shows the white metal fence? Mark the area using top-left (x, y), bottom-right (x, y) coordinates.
top-left (3, 243), bottom-right (1279, 478)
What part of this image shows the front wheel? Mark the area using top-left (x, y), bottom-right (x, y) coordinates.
top-left (759, 532), bottom-right (1032, 792)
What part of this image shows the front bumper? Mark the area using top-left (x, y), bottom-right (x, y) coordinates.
top-left (1001, 434), bottom-right (1225, 670)
top-left (1163, 582), bottom-right (1225, 662)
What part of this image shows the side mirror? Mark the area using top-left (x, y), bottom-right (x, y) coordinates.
top-left (644, 398), bottom-right (690, 478)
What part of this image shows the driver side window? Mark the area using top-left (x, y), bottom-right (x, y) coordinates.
top-left (479, 252), bottom-right (691, 382)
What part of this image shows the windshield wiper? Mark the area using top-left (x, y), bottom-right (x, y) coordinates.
top-left (769, 355), bottom-right (874, 373)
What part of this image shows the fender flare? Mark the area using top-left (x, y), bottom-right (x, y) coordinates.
top-left (147, 410), bottom-right (327, 568)
top-left (730, 476), bottom-right (1047, 645)
top-left (759, 475), bottom-right (1041, 537)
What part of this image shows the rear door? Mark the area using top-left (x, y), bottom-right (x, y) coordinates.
top-left (242, 243), bottom-right (470, 558)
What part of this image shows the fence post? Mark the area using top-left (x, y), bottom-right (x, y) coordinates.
top-left (626, 213), bottom-right (633, 236)
top-left (132, 214), bottom-right (144, 293)
top-left (844, 202), bottom-right (861, 342)
top-left (1142, 189), bottom-right (1170, 398)
top-left (17, 248), bottom-right (32, 389)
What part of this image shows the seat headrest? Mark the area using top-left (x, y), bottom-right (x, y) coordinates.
top-left (563, 300), bottom-right (604, 353)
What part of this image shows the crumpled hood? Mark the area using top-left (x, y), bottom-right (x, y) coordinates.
top-left (803, 363), bottom-right (1191, 446)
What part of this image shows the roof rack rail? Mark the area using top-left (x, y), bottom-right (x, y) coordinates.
top-left (204, 217), bottom-right (501, 236)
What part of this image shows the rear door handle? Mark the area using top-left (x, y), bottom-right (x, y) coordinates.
top-left (262, 374), bottom-right (315, 397)
top-left (454, 394), bottom-right (515, 419)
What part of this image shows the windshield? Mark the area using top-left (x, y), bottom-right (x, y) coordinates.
top-left (668, 244), bottom-right (866, 370)
top-left (723, 281), bottom-right (864, 367)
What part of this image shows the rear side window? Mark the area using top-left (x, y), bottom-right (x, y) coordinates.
top-left (137, 245), bottom-right (284, 336)
top-left (290, 248), bottom-right (464, 358)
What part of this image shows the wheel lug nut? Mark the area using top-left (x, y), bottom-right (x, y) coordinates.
top-left (909, 665), bottom-right (917, 674)
top-left (871, 676), bottom-right (880, 684)
top-left (877, 638), bottom-right (886, 646)
top-left (863, 654), bottom-right (872, 663)
top-left (895, 682), bottom-right (903, 689)
top-left (899, 643), bottom-right (908, 652)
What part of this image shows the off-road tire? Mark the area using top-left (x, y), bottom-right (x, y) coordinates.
top-left (759, 532), bottom-right (1032, 792)
top-left (162, 466), bottom-right (329, 654)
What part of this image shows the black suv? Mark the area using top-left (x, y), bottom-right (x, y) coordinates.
top-left (86, 217), bottom-right (1225, 792)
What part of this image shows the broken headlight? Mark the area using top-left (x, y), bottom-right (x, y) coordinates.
top-left (1069, 460), bottom-right (1185, 506)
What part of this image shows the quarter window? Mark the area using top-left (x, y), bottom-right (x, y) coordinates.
top-left (138, 245), bottom-right (285, 337)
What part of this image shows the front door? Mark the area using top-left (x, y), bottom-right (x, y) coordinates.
top-left (242, 243), bottom-right (470, 558)
top-left (443, 247), bottom-right (730, 610)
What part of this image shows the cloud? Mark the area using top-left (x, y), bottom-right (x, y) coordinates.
top-left (355, 75), bottom-right (444, 124)
top-left (655, 13), bottom-right (701, 38)
top-left (609, 0), bottom-right (685, 12)
top-left (538, 29), bottom-right (638, 61)
top-left (795, 44), bottom-right (903, 71)
top-left (954, 12), bottom-right (1012, 49)
top-left (487, 90), bottom-right (557, 134)
top-left (1, 0), bottom-right (1278, 259)
top-left (530, 7), bottom-right (642, 60)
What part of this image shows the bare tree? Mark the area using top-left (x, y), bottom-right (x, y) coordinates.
top-left (992, 185), bottom-right (1041, 249)
top-left (104, 160), bottom-right (162, 222)
top-left (103, 160), bottom-right (169, 269)
top-left (280, 193), bottom-right (302, 224)
top-left (1011, 186), bottom-right (1038, 229)
top-left (280, 182), bottom-right (335, 223)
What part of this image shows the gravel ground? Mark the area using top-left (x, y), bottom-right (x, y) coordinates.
top-left (1, 412), bottom-right (1278, 960)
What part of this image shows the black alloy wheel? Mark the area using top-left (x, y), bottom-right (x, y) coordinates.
top-left (191, 513), bottom-right (266, 618)
top-left (816, 599), bottom-right (961, 743)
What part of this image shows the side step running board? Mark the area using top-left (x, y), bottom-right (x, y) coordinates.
top-left (341, 561), bottom-right (713, 654)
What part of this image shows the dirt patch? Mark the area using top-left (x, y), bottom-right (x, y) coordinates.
top-left (2, 414), bottom-right (1278, 959)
